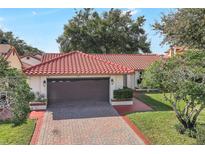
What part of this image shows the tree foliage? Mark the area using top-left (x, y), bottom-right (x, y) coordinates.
top-left (0, 56), bottom-right (34, 125)
top-left (57, 8), bottom-right (151, 54)
top-left (142, 50), bottom-right (205, 131)
top-left (153, 9), bottom-right (205, 49)
top-left (0, 29), bottom-right (42, 56)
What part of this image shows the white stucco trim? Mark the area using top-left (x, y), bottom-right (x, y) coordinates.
top-left (127, 74), bottom-right (135, 89)
top-left (111, 100), bottom-right (133, 106)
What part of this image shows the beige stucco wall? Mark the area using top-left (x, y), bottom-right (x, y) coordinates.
top-left (27, 74), bottom-right (126, 104)
top-left (21, 57), bottom-right (41, 66)
top-left (6, 52), bottom-right (22, 70)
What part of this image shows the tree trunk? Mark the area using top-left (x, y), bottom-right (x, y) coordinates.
top-left (191, 105), bottom-right (204, 127)
top-left (172, 102), bottom-right (188, 129)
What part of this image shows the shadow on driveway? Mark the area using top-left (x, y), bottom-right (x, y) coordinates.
top-left (48, 101), bottom-right (119, 120)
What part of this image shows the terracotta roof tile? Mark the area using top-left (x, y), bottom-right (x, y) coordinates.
top-left (24, 51), bottom-right (134, 76)
top-left (94, 54), bottom-right (161, 70)
top-left (42, 53), bottom-right (161, 71)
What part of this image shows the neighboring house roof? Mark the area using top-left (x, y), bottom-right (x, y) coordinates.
top-left (22, 62), bottom-right (32, 69)
top-left (24, 51), bottom-right (134, 76)
top-left (21, 55), bottom-right (41, 61)
top-left (34, 54), bottom-right (43, 60)
top-left (0, 44), bottom-right (13, 59)
top-left (20, 53), bottom-right (43, 69)
top-left (41, 53), bottom-right (161, 71)
top-left (0, 44), bottom-right (23, 69)
top-left (164, 46), bottom-right (188, 58)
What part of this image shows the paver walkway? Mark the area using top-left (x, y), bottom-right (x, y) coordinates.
top-left (29, 111), bottom-right (45, 145)
top-left (114, 98), bottom-right (152, 115)
top-left (37, 102), bottom-right (145, 145)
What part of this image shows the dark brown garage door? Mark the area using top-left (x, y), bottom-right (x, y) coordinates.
top-left (47, 78), bottom-right (109, 105)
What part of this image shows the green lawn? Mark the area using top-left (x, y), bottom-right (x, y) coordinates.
top-left (0, 119), bottom-right (36, 145)
top-left (128, 93), bottom-right (205, 145)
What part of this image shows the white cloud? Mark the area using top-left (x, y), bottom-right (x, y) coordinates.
top-left (32, 11), bottom-right (37, 16)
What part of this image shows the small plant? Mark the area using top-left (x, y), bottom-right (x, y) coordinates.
top-left (175, 123), bottom-right (186, 134)
top-left (196, 124), bottom-right (205, 144)
top-left (35, 92), bottom-right (47, 102)
top-left (175, 123), bottom-right (197, 138)
top-left (113, 87), bottom-right (133, 99)
top-left (185, 129), bottom-right (197, 138)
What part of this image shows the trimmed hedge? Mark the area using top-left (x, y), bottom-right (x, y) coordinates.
top-left (113, 87), bottom-right (133, 99)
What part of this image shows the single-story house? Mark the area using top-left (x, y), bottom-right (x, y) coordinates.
top-left (0, 44), bottom-right (22, 70)
top-left (24, 51), bottom-right (161, 106)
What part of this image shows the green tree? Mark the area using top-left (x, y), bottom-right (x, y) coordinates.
top-left (0, 29), bottom-right (42, 56)
top-left (0, 56), bottom-right (34, 125)
top-left (57, 8), bottom-right (151, 54)
top-left (153, 9), bottom-right (205, 49)
top-left (142, 50), bottom-right (205, 132)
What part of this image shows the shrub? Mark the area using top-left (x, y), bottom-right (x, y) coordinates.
top-left (175, 123), bottom-right (197, 138)
top-left (142, 50), bottom-right (205, 132)
top-left (196, 124), bottom-right (205, 144)
top-left (34, 92), bottom-right (47, 102)
top-left (0, 57), bottom-right (34, 125)
top-left (113, 87), bottom-right (133, 99)
top-left (185, 129), bottom-right (197, 138)
top-left (175, 123), bottom-right (186, 134)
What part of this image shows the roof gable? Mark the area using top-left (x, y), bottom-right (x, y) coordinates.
top-left (24, 51), bottom-right (134, 76)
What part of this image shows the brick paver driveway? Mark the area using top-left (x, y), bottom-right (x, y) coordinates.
top-left (38, 102), bottom-right (145, 144)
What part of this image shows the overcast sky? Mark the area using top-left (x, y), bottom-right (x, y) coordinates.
top-left (0, 8), bottom-right (174, 54)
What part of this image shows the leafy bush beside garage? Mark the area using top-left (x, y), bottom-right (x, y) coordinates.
top-left (0, 57), bottom-right (34, 125)
top-left (114, 87), bottom-right (133, 99)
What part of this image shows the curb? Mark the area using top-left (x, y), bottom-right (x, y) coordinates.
top-left (29, 111), bottom-right (45, 145)
top-left (121, 115), bottom-right (150, 145)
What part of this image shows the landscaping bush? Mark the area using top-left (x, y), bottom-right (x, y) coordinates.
top-left (113, 87), bottom-right (133, 99)
top-left (175, 123), bottom-right (186, 134)
top-left (142, 50), bottom-right (205, 132)
top-left (196, 124), bottom-right (205, 144)
top-left (175, 123), bottom-right (197, 138)
top-left (0, 57), bottom-right (34, 125)
top-left (34, 92), bottom-right (47, 102)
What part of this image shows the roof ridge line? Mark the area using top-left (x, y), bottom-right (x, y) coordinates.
top-left (82, 52), bottom-right (134, 72)
top-left (24, 51), bottom-right (77, 71)
top-left (93, 53), bottom-right (159, 56)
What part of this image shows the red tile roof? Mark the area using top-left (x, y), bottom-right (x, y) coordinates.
top-left (41, 53), bottom-right (65, 62)
top-left (93, 54), bottom-right (161, 70)
top-left (0, 44), bottom-right (13, 59)
top-left (42, 53), bottom-right (161, 71)
top-left (24, 51), bottom-right (134, 76)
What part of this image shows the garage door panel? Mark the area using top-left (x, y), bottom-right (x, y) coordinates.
top-left (47, 78), bottom-right (109, 105)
